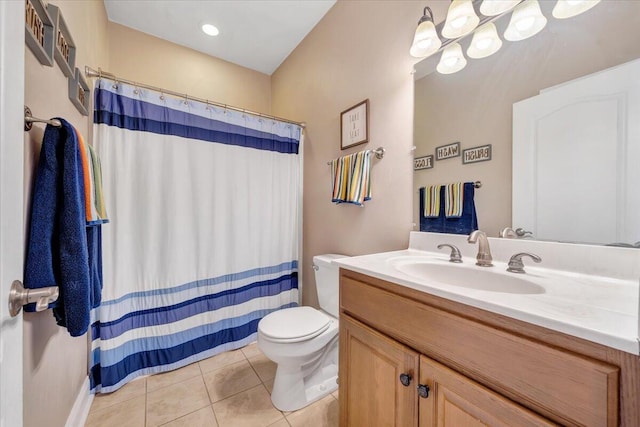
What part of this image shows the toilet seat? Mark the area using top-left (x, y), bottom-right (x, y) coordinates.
top-left (259, 307), bottom-right (332, 343)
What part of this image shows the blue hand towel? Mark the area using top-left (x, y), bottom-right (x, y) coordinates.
top-left (420, 182), bottom-right (478, 235)
top-left (24, 119), bottom-right (91, 337)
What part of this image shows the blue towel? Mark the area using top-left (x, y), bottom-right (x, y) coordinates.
top-left (24, 119), bottom-right (92, 336)
top-left (420, 182), bottom-right (478, 235)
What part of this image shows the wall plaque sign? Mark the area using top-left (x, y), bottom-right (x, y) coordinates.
top-left (341, 99), bottom-right (369, 150)
top-left (68, 67), bottom-right (90, 116)
top-left (414, 155), bottom-right (434, 170)
top-left (435, 142), bottom-right (460, 161)
top-left (47, 4), bottom-right (76, 78)
top-left (462, 144), bottom-right (492, 164)
top-left (25, 0), bottom-right (55, 66)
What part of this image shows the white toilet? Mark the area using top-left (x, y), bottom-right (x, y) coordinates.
top-left (257, 254), bottom-right (345, 412)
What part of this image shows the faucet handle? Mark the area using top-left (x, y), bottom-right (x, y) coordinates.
top-left (515, 228), bottom-right (533, 238)
top-left (507, 252), bottom-right (542, 274)
top-left (437, 244), bottom-right (463, 263)
top-left (499, 227), bottom-right (517, 238)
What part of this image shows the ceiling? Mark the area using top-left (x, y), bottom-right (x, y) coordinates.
top-left (103, 0), bottom-right (337, 75)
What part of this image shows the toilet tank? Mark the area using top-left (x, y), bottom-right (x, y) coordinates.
top-left (313, 254), bottom-right (347, 318)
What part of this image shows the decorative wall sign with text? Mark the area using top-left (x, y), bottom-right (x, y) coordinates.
top-left (341, 99), bottom-right (369, 150)
top-left (435, 142), bottom-right (460, 161)
top-left (68, 67), bottom-right (90, 116)
top-left (25, 0), bottom-right (55, 66)
top-left (414, 155), bottom-right (434, 170)
top-left (463, 144), bottom-right (492, 164)
top-left (48, 4), bottom-right (76, 78)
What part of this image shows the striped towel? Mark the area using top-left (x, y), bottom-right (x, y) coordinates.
top-left (331, 150), bottom-right (372, 206)
top-left (444, 183), bottom-right (464, 218)
top-left (75, 127), bottom-right (109, 224)
top-left (423, 185), bottom-right (441, 218)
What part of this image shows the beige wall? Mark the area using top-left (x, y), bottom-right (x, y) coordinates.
top-left (23, 2), bottom-right (110, 427)
top-left (414, 1), bottom-right (640, 237)
top-left (23, 5), bottom-right (272, 427)
top-left (107, 22), bottom-right (272, 114)
top-left (272, 1), bottom-right (424, 307)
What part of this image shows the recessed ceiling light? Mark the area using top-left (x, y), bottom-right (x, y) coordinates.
top-left (201, 24), bottom-right (219, 37)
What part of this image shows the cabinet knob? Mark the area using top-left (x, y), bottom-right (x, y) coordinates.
top-left (399, 373), bottom-right (412, 387)
top-left (417, 384), bottom-right (430, 399)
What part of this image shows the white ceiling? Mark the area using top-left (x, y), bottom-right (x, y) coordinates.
top-left (103, 0), bottom-right (337, 75)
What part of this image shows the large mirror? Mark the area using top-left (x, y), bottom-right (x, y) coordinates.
top-left (413, 1), bottom-right (640, 245)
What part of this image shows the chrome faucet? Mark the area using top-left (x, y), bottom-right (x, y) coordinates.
top-left (507, 252), bottom-right (542, 274)
top-left (467, 230), bottom-right (493, 267)
top-left (499, 227), bottom-right (533, 238)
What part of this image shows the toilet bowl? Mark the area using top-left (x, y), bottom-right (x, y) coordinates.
top-left (257, 254), bottom-right (346, 412)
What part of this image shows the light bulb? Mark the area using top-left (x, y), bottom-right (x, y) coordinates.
top-left (201, 24), bottom-right (219, 36)
top-left (437, 43), bottom-right (467, 74)
top-left (467, 22), bottom-right (502, 59)
top-left (516, 16), bottom-right (536, 31)
top-left (476, 38), bottom-right (493, 50)
top-left (552, 0), bottom-right (601, 19)
top-left (504, 0), bottom-right (547, 41)
top-left (451, 16), bottom-right (469, 29)
top-left (442, 0), bottom-right (480, 39)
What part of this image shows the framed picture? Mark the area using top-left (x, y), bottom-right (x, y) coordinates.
top-left (435, 141), bottom-right (460, 161)
top-left (462, 144), bottom-right (492, 164)
top-left (414, 155), bottom-right (434, 170)
top-left (341, 99), bottom-right (369, 150)
top-left (25, 0), bottom-right (55, 66)
top-left (68, 67), bottom-right (90, 116)
top-left (48, 4), bottom-right (76, 78)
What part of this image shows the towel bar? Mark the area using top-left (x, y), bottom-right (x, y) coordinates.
top-left (327, 147), bottom-right (385, 165)
top-left (417, 181), bottom-right (482, 192)
top-left (24, 105), bottom-right (62, 131)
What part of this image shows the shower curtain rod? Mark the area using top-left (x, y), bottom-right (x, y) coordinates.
top-left (84, 66), bottom-right (306, 128)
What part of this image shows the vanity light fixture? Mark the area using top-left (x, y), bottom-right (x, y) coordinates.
top-left (552, 0), bottom-right (601, 19)
top-left (410, 6), bottom-right (442, 58)
top-left (504, 0), bottom-right (547, 41)
top-left (201, 23), bottom-right (219, 37)
top-left (437, 43), bottom-right (467, 74)
top-left (412, 0), bottom-right (601, 73)
top-left (467, 22), bottom-right (502, 59)
top-left (442, 0), bottom-right (480, 39)
top-left (480, 0), bottom-right (521, 17)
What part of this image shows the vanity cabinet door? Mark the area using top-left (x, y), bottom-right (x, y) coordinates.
top-left (418, 355), bottom-right (557, 427)
top-left (339, 314), bottom-right (419, 427)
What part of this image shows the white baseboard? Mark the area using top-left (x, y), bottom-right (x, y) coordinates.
top-left (65, 376), bottom-right (93, 427)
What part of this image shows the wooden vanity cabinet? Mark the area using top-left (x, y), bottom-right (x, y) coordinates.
top-left (339, 269), bottom-right (639, 427)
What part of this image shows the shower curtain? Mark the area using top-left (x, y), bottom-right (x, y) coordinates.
top-left (89, 79), bottom-right (301, 393)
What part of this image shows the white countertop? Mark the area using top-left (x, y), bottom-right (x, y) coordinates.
top-left (334, 233), bottom-right (640, 355)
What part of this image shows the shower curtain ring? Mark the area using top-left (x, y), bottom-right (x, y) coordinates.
top-left (183, 94), bottom-right (189, 105)
top-left (133, 82), bottom-right (139, 95)
top-left (160, 91), bottom-right (165, 101)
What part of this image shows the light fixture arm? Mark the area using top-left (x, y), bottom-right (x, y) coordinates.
top-left (418, 6), bottom-right (435, 25)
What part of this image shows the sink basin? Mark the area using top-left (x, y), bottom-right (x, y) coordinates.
top-left (392, 260), bottom-right (545, 294)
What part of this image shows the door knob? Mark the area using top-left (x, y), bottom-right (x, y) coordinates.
top-left (417, 384), bottom-right (430, 398)
top-left (399, 373), bottom-right (412, 387)
top-left (8, 280), bottom-right (58, 317)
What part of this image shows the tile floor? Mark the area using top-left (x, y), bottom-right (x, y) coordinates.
top-left (85, 343), bottom-right (339, 427)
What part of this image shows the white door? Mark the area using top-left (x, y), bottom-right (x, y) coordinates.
top-left (0, 1), bottom-right (25, 426)
top-left (513, 59), bottom-right (640, 245)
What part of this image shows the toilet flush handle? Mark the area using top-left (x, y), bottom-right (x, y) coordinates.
top-left (312, 264), bottom-right (319, 271)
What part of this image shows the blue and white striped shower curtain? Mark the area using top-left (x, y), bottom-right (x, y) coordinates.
top-left (89, 79), bottom-right (301, 393)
